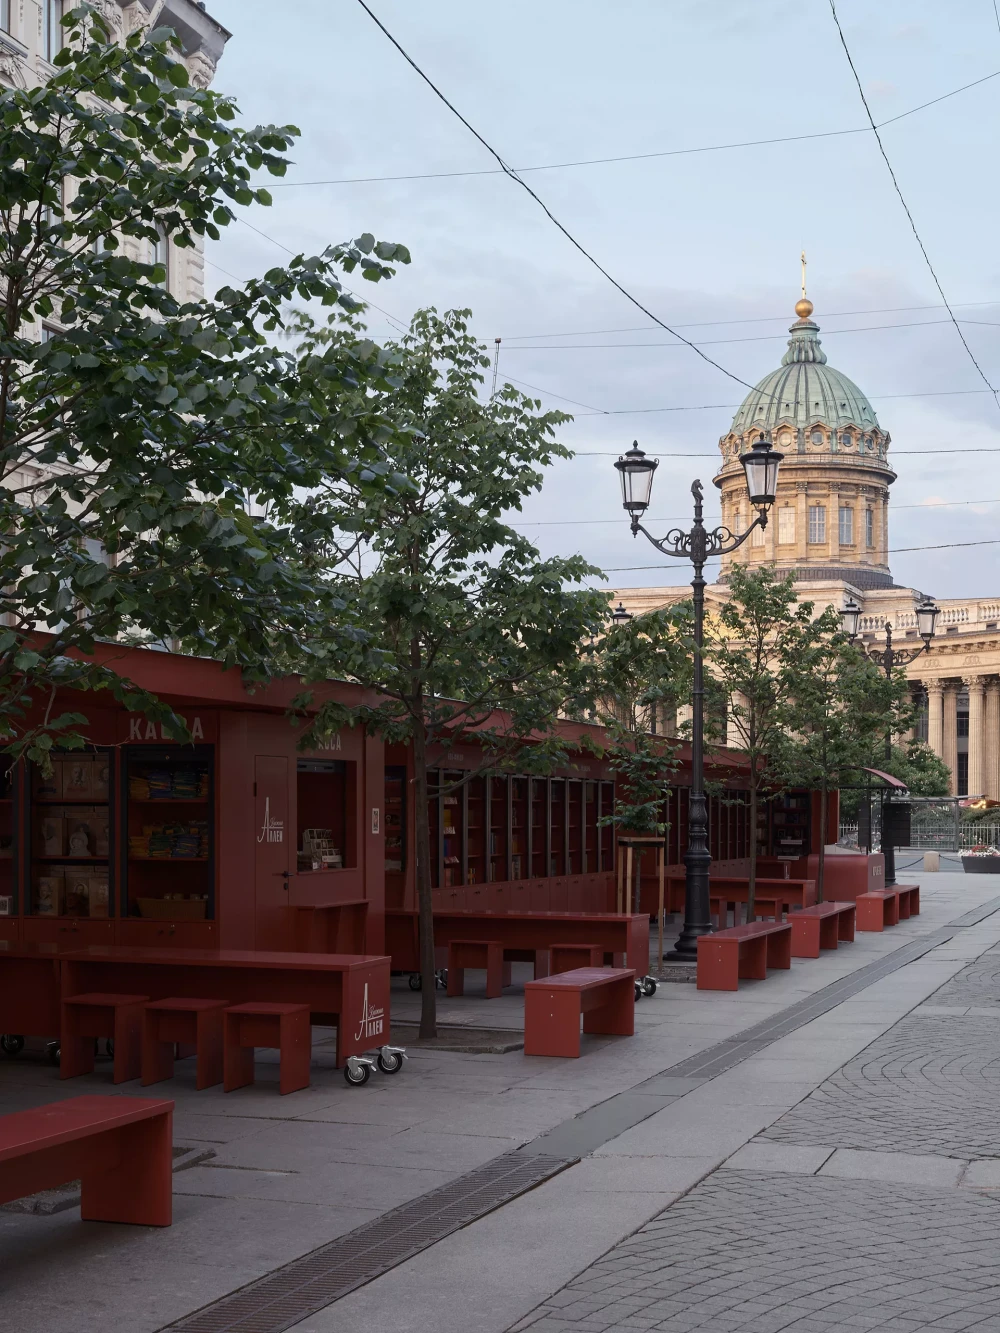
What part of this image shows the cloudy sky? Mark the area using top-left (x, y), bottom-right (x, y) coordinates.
top-left (206, 0), bottom-right (1000, 601)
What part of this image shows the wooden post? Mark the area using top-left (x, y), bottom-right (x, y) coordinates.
top-left (616, 840), bottom-right (624, 915)
top-left (625, 845), bottom-right (633, 916)
top-left (657, 844), bottom-right (665, 969)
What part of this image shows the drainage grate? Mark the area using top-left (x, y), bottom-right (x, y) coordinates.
top-left (948, 895), bottom-right (1000, 929)
top-left (158, 1152), bottom-right (573, 1333)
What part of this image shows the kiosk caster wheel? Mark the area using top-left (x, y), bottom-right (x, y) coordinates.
top-left (47, 1042), bottom-right (60, 1066)
top-left (377, 1046), bottom-right (407, 1074)
top-left (634, 981), bottom-right (643, 1001)
top-left (641, 976), bottom-right (658, 997)
top-left (343, 1055), bottom-right (376, 1086)
top-left (105, 1039), bottom-right (114, 1058)
top-left (408, 973), bottom-right (422, 991)
top-left (0, 1034), bottom-right (24, 1056)
top-left (435, 969), bottom-right (448, 990)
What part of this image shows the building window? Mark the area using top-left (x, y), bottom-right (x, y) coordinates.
top-left (44, 0), bottom-right (62, 61)
top-left (839, 506), bottom-right (854, 545)
top-left (751, 519), bottom-right (765, 547)
top-left (731, 504), bottom-right (743, 535)
top-left (810, 429), bottom-right (824, 446)
top-left (0, 0), bottom-right (10, 34)
top-left (777, 507), bottom-right (795, 544)
top-left (957, 753), bottom-right (969, 795)
top-left (808, 505), bottom-right (826, 544)
top-left (152, 225), bottom-right (169, 289)
top-left (841, 432), bottom-right (852, 449)
top-left (865, 508), bottom-right (874, 547)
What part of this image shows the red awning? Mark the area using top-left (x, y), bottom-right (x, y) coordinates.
top-left (861, 767), bottom-right (909, 790)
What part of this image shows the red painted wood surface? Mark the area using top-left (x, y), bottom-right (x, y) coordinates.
top-left (224, 1001), bottom-right (311, 1095)
top-left (142, 998), bottom-right (227, 1090)
top-left (524, 967), bottom-right (635, 1057)
top-left (289, 900), bottom-right (368, 953)
top-left (789, 902), bottom-right (856, 959)
top-left (0, 943), bottom-right (65, 1037)
top-left (446, 940), bottom-right (506, 998)
top-left (0, 1094), bottom-right (173, 1226)
top-left (386, 910), bottom-right (649, 976)
top-left (697, 921), bottom-right (792, 991)
top-left (58, 947), bottom-right (390, 1067)
top-left (856, 890), bottom-right (900, 932)
top-left (61, 991), bottom-right (148, 1082)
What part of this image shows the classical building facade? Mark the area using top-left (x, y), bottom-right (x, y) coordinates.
top-left (614, 296), bottom-right (1000, 800)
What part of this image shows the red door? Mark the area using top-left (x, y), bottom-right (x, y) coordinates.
top-left (254, 756), bottom-right (291, 950)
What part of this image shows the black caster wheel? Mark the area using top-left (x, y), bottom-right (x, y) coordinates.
top-left (408, 973), bottom-right (422, 991)
top-left (0, 1034), bottom-right (25, 1056)
top-left (634, 982), bottom-right (643, 1001)
top-left (105, 1039), bottom-right (114, 1058)
top-left (435, 969), bottom-right (448, 990)
top-left (377, 1049), bottom-right (404, 1074)
top-left (343, 1060), bottom-right (371, 1086)
top-left (47, 1042), bottom-right (61, 1066)
top-left (641, 977), bottom-right (657, 997)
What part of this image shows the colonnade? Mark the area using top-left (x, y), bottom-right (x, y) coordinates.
top-left (920, 678), bottom-right (1000, 799)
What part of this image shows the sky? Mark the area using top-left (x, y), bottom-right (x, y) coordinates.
top-left (205, 0), bottom-right (1000, 601)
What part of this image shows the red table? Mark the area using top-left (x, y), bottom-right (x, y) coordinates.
top-left (387, 910), bottom-right (649, 977)
top-left (58, 947), bottom-right (390, 1068)
top-left (0, 942), bottom-right (66, 1041)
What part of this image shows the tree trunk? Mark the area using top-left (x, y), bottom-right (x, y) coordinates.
top-left (746, 782), bottom-right (758, 923)
top-left (816, 782), bottom-right (828, 904)
top-left (412, 716), bottom-right (438, 1039)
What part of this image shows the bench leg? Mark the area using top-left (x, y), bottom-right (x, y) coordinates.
top-left (141, 1014), bottom-right (175, 1088)
top-left (857, 899), bottom-right (883, 932)
top-left (791, 918), bottom-right (820, 960)
top-left (81, 1111), bottom-right (173, 1227)
top-left (583, 977), bottom-right (634, 1038)
top-left (766, 930), bottom-right (791, 970)
top-left (533, 950), bottom-right (550, 980)
top-left (59, 1012), bottom-right (96, 1081)
top-left (112, 1004), bottom-right (143, 1084)
top-left (278, 1010), bottom-right (311, 1095)
top-left (484, 945), bottom-right (504, 998)
top-left (501, 961), bottom-right (512, 988)
top-left (897, 891), bottom-right (910, 920)
top-left (839, 909), bottom-right (856, 943)
top-left (524, 989), bottom-right (581, 1057)
top-left (223, 1015), bottom-right (256, 1093)
top-left (910, 887), bottom-right (920, 916)
top-left (195, 1008), bottom-right (225, 1091)
top-left (739, 936), bottom-right (768, 981)
top-left (887, 896), bottom-right (899, 927)
top-left (697, 940), bottom-right (739, 990)
top-left (446, 965), bottom-right (465, 997)
top-left (819, 915), bottom-right (839, 951)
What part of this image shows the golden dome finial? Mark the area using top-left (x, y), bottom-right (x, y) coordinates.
top-left (795, 250), bottom-right (813, 319)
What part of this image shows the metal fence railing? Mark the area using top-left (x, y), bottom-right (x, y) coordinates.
top-left (839, 821), bottom-right (1000, 852)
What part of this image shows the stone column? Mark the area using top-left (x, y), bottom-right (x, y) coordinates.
top-left (965, 676), bottom-right (986, 796)
top-left (943, 684), bottom-right (959, 795)
top-left (926, 681), bottom-right (944, 760)
top-left (795, 484), bottom-right (809, 572)
top-left (985, 681), bottom-right (1000, 801)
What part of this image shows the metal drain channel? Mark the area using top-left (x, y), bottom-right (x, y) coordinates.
top-left (160, 1153), bottom-right (573, 1333)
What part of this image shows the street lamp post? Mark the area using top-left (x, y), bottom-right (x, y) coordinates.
top-left (840, 595), bottom-right (940, 885)
top-left (614, 434), bottom-right (783, 961)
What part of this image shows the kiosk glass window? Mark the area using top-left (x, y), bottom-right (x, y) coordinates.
top-left (29, 751), bottom-right (113, 919)
top-left (296, 759), bottom-right (354, 871)
top-left (123, 746), bottom-right (214, 920)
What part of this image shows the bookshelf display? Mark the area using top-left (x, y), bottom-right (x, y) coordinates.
top-left (584, 782), bottom-right (598, 873)
top-left (509, 778), bottom-right (528, 881)
top-left (123, 745), bottom-right (214, 920)
top-left (600, 780), bottom-right (615, 870)
top-left (28, 752), bottom-right (112, 920)
top-left (549, 779), bottom-right (566, 876)
top-left (766, 792), bottom-right (812, 859)
top-left (488, 776), bottom-right (507, 883)
top-left (384, 765), bottom-right (406, 903)
top-left (0, 758), bottom-right (14, 919)
top-left (567, 781), bottom-right (583, 874)
top-left (530, 779), bottom-right (547, 879)
top-left (466, 776), bottom-right (487, 886)
top-left (441, 770), bottom-right (462, 887)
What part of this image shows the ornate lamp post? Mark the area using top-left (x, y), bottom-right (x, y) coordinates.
top-left (840, 595), bottom-right (940, 883)
top-left (614, 434), bottom-right (783, 960)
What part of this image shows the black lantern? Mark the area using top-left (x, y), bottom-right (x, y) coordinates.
top-left (615, 442), bottom-right (658, 520)
top-left (738, 433), bottom-right (783, 508)
top-left (611, 601), bottom-right (633, 625)
top-left (840, 596), bottom-right (862, 641)
top-left (915, 597), bottom-right (940, 643)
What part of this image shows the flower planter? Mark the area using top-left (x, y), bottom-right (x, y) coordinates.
top-left (961, 856), bottom-right (1000, 874)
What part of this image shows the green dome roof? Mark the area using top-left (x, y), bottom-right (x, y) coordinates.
top-left (730, 313), bottom-right (881, 437)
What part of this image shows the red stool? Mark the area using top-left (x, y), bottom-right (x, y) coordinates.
top-left (142, 998), bottom-right (228, 1090)
top-left (223, 1002), bottom-right (311, 1095)
top-left (446, 939), bottom-right (506, 997)
top-left (550, 943), bottom-right (603, 975)
top-left (61, 993), bottom-right (148, 1083)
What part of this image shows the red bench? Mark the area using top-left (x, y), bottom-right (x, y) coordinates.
top-left (857, 890), bottom-right (900, 931)
top-left (697, 920), bottom-right (792, 991)
top-left (524, 967), bottom-right (635, 1058)
top-left (896, 885), bottom-right (920, 918)
top-left (142, 997), bottom-right (227, 1090)
top-left (224, 1002), bottom-right (312, 1095)
top-left (0, 1094), bottom-right (173, 1226)
top-left (790, 902), bottom-right (856, 959)
top-left (446, 940), bottom-right (508, 998)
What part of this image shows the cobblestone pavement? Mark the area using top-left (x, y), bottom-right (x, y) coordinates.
top-left (512, 1171), bottom-right (1000, 1333)
top-left (927, 945), bottom-right (1000, 1009)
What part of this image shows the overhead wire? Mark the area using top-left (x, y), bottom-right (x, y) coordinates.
top-left (264, 67), bottom-right (1000, 189)
top-left (827, 0), bottom-right (1000, 415)
top-left (509, 497), bottom-right (1000, 527)
top-left (353, 0), bottom-right (760, 395)
top-left (600, 537), bottom-right (1000, 573)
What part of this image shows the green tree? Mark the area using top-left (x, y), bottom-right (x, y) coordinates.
top-left (706, 564), bottom-right (815, 918)
top-left (0, 5), bottom-right (408, 765)
top-left (289, 308), bottom-right (609, 1037)
top-left (590, 606), bottom-right (692, 909)
top-left (777, 618), bottom-right (916, 900)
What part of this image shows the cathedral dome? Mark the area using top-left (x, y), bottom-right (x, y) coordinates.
top-left (730, 306), bottom-right (880, 437)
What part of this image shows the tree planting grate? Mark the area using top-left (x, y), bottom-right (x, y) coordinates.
top-left (157, 1152), bottom-right (573, 1333)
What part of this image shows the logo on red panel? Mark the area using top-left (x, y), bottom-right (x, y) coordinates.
top-left (354, 983), bottom-right (385, 1042)
top-left (257, 796), bottom-right (284, 844)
